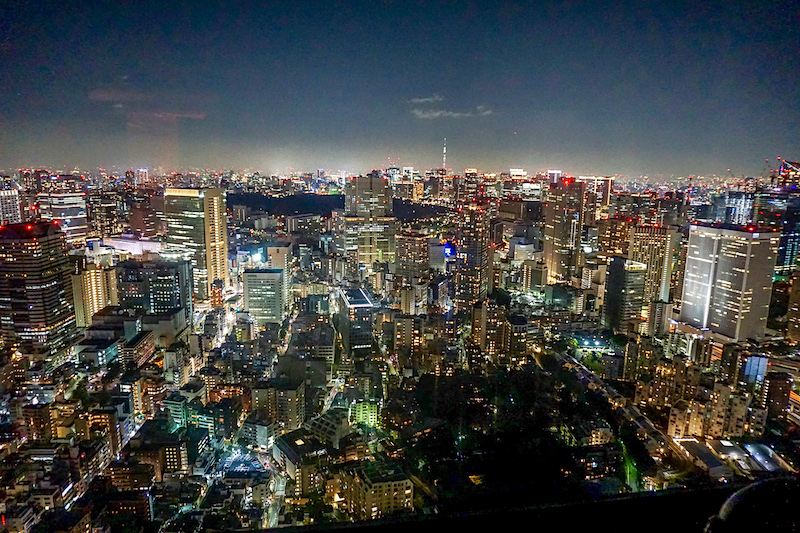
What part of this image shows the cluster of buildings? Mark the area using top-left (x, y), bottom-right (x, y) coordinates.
top-left (0, 160), bottom-right (798, 529)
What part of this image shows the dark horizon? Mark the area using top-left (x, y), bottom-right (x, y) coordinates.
top-left (1, 1), bottom-right (798, 177)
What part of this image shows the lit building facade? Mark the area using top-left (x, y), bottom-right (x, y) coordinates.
top-left (602, 256), bottom-right (646, 334)
top-left (679, 225), bottom-right (778, 342)
top-left (87, 191), bottom-right (122, 238)
top-left (395, 231), bottom-right (430, 282)
top-left (117, 259), bottom-right (193, 323)
top-left (72, 256), bottom-right (119, 328)
top-left (243, 269), bottom-right (284, 327)
top-left (0, 221), bottom-right (77, 364)
top-left (36, 174), bottom-right (88, 245)
top-left (343, 173), bottom-right (396, 275)
top-left (454, 203), bottom-right (490, 309)
top-left (0, 189), bottom-right (22, 224)
top-left (164, 188), bottom-right (228, 300)
top-left (337, 287), bottom-right (375, 360)
top-left (629, 225), bottom-right (680, 331)
top-left (544, 178), bottom-right (585, 284)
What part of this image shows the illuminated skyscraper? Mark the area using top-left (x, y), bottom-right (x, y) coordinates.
top-left (87, 191), bottom-right (121, 238)
top-left (243, 269), bottom-right (284, 327)
top-left (135, 168), bottom-right (149, 186)
top-left (164, 188), bottom-right (228, 300)
top-left (577, 175), bottom-right (614, 220)
top-left (128, 194), bottom-right (161, 238)
top-left (679, 224), bottom-right (778, 342)
top-left (396, 231), bottom-right (430, 282)
top-left (596, 217), bottom-right (634, 256)
top-left (543, 178), bottom-right (585, 284)
top-left (265, 242), bottom-right (292, 310)
top-left (629, 225), bottom-right (680, 328)
top-left (18, 168), bottom-right (48, 193)
top-left (343, 172), bottom-right (396, 276)
top-left (454, 203), bottom-right (490, 310)
top-left (761, 371), bottom-right (792, 419)
top-left (337, 287), bottom-right (376, 360)
top-left (602, 256), bottom-right (646, 334)
top-left (72, 256), bottom-right (119, 328)
top-left (0, 221), bottom-right (76, 364)
top-left (752, 187), bottom-right (800, 278)
top-left (786, 273), bottom-right (800, 343)
top-left (36, 174), bottom-right (88, 245)
top-left (0, 189), bottom-right (22, 224)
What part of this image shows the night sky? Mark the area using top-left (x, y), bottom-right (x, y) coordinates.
top-left (1, 1), bottom-right (798, 176)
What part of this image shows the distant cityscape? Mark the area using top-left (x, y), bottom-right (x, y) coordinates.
top-left (1, 160), bottom-right (800, 532)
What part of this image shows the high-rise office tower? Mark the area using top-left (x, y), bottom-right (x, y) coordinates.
top-left (128, 194), bottom-right (161, 238)
top-left (0, 221), bottom-right (76, 364)
top-left (124, 170), bottom-right (136, 188)
top-left (0, 189), bottom-right (22, 224)
top-left (163, 188), bottom-right (228, 300)
top-left (265, 242), bottom-right (292, 310)
top-left (135, 168), bottom-right (149, 186)
top-left (679, 224), bottom-right (779, 342)
top-left (602, 256), bottom-right (646, 334)
top-left (72, 256), bottom-right (119, 328)
top-left (242, 269), bottom-right (284, 327)
top-left (786, 273), bottom-right (800, 343)
top-left (629, 225), bottom-right (680, 329)
top-left (577, 176), bottom-right (614, 220)
top-left (343, 173), bottom-right (396, 275)
top-left (596, 217), bottom-right (635, 256)
top-left (396, 231), bottom-right (430, 282)
top-left (337, 287), bottom-right (376, 360)
top-left (18, 168), bottom-right (49, 193)
top-left (87, 191), bottom-right (121, 238)
top-left (761, 371), bottom-right (792, 419)
top-left (752, 187), bottom-right (800, 278)
top-left (454, 202), bottom-right (490, 310)
top-left (117, 259), bottom-right (193, 323)
top-left (543, 178), bottom-right (585, 284)
top-left (36, 174), bottom-right (88, 245)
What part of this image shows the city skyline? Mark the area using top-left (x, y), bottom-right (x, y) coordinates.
top-left (3, 2), bottom-right (800, 530)
top-left (2, 1), bottom-right (798, 177)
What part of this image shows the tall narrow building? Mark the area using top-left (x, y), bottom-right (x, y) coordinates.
top-left (544, 178), bottom-right (585, 284)
top-left (454, 202), bottom-right (490, 310)
top-left (337, 287), bottom-right (376, 360)
top-left (629, 225), bottom-right (680, 330)
top-left (0, 221), bottom-right (77, 364)
top-left (343, 173), bottom-right (396, 276)
top-left (602, 256), bottom-right (646, 334)
top-left (786, 273), bottom-right (800, 343)
top-left (396, 231), bottom-right (430, 282)
top-left (72, 256), bottom-right (119, 328)
top-left (0, 190), bottom-right (22, 225)
top-left (87, 191), bottom-right (121, 238)
top-left (265, 242), bottom-right (293, 311)
top-left (164, 188), bottom-right (228, 300)
top-left (679, 224), bottom-right (779, 342)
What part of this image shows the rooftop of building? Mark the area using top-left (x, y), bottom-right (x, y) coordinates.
top-left (359, 460), bottom-right (408, 484)
top-left (0, 220), bottom-right (62, 239)
top-left (274, 428), bottom-right (327, 463)
top-left (340, 287), bottom-right (375, 308)
top-left (243, 268), bottom-right (283, 274)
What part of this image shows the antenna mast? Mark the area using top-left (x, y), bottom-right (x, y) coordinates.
top-left (442, 138), bottom-right (447, 172)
